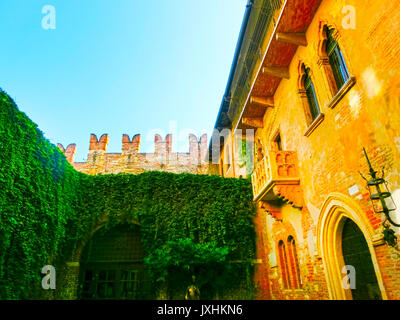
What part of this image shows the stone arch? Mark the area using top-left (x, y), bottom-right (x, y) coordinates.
top-left (273, 220), bottom-right (302, 290)
top-left (71, 216), bottom-right (141, 262)
top-left (317, 193), bottom-right (387, 300)
top-left (317, 20), bottom-right (342, 58)
top-left (296, 60), bottom-right (316, 90)
top-left (62, 216), bottom-right (142, 299)
top-left (77, 221), bottom-right (147, 299)
top-left (273, 219), bottom-right (299, 245)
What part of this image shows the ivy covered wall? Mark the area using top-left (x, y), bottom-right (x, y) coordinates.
top-left (0, 90), bottom-right (256, 300)
top-left (0, 90), bottom-right (86, 299)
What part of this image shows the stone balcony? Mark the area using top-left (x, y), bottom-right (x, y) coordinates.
top-left (251, 150), bottom-right (301, 204)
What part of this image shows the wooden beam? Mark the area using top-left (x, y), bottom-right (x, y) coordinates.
top-left (242, 117), bottom-right (264, 128)
top-left (245, 103), bottom-right (269, 117)
top-left (262, 66), bottom-right (290, 79)
top-left (276, 32), bottom-right (307, 46)
top-left (250, 96), bottom-right (274, 107)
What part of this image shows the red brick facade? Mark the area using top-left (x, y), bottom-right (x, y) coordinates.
top-left (212, 0), bottom-right (400, 300)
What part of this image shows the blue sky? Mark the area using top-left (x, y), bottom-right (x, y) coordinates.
top-left (0, 0), bottom-right (245, 161)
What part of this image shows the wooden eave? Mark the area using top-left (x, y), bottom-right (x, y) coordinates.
top-left (236, 0), bottom-right (322, 130)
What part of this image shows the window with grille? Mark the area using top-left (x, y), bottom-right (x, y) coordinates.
top-left (302, 64), bottom-right (320, 122)
top-left (325, 26), bottom-right (350, 91)
top-left (81, 269), bottom-right (139, 300)
top-left (79, 225), bottom-right (149, 300)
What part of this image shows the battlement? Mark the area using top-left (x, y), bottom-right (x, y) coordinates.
top-left (89, 133), bottom-right (109, 151)
top-left (57, 143), bottom-right (76, 163)
top-left (57, 133), bottom-right (209, 175)
top-left (122, 134), bottom-right (140, 154)
top-left (154, 134), bottom-right (172, 154)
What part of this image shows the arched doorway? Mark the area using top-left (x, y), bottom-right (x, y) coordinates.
top-left (341, 218), bottom-right (382, 300)
top-left (317, 193), bottom-right (386, 300)
top-left (78, 224), bottom-right (149, 299)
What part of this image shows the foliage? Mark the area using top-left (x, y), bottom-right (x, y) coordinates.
top-left (145, 238), bottom-right (230, 298)
top-left (145, 238), bottom-right (229, 282)
top-left (80, 171), bottom-right (256, 298)
top-left (0, 89), bottom-right (256, 299)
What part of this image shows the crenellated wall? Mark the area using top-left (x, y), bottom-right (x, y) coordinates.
top-left (57, 133), bottom-right (209, 175)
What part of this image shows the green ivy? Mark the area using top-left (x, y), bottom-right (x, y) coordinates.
top-left (0, 89), bottom-right (256, 299)
top-left (0, 90), bottom-right (85, 299)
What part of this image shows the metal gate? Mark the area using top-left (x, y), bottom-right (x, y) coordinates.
top-left (79, 225), bottom-right (150, 299)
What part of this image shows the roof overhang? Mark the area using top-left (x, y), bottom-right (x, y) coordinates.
top-left (208, 0), bottom-right (322, 161)
top-left (209, 0), bottom-right (285, 160)
top-left (235, 0), bottom-right (322, 131)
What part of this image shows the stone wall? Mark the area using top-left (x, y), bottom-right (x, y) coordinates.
top-left (58, 133), bottom-right (209, 175)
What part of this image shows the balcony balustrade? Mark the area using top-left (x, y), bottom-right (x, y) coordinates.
top-left (251, 150), bottom-right (300, 202)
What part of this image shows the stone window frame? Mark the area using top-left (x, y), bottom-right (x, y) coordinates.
top-left (277, 240), bottom-right (291, 289)
top-left (317, 21), bottom-right (356, 110)
top-left (286, 236), bottom-right (302, 289)
top-left (296, 61), bottom-right (325, 137)
top-left (275, 230), bottom-right (303, 291)
top-left (271, 128), bottom-right (283, 151)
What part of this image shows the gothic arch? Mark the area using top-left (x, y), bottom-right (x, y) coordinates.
top-left (317, 193), bottom-right (387, 300)
top-left (273, 220), bottom-right (302, 290)
top-left (71, 216), bottom-right (141, 262)
top-left (317, 20), bottom-right (341, 58)
top-left (77, 221), bottom-right (146, 299)
top-left (296, 60), bottom-right (322, 126)
top-left (316, 20), bottom-right (354, 98)
top-left (61, 216), bottom-right (143, 299)
top-left (296, 60), bottom-right (316, 90)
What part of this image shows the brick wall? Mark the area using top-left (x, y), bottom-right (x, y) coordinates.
top-left (253, 0), bottom-right (400, 300)
top-left (216, 0), bottom-right (400, 300)
top-left (58, 133), bottom-right (209, 175)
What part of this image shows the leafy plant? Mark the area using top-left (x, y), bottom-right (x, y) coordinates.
top-left (0, 89), bottom-right (256, 299)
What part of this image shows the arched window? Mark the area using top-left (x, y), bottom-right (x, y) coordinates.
top-left (287, 236), bottom-right (302, 289)
top-left (278, 240), bottom-right (290, 289)
top-left (301, 64), bottom-right (320, 123)
top-left (325, 26), bottom-right (350, 91)
top-left (273, 132), bottom-right (282, 151)
top-left (278, 235), bottom-right (302, 290)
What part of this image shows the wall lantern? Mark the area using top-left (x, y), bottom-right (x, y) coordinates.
top-left (360, 148), bottom-right (398, 246)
